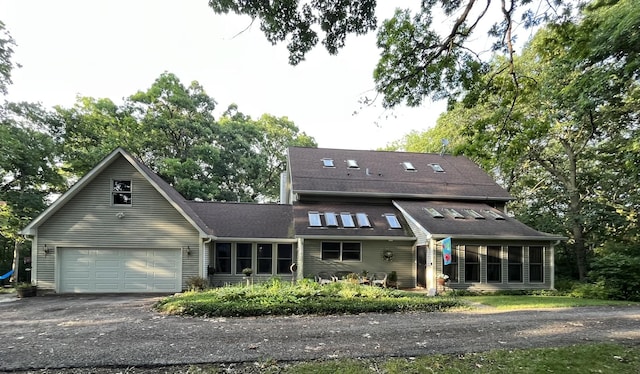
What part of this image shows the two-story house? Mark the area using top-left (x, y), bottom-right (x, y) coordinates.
top-left (20, 146), bottom-right (564, 293)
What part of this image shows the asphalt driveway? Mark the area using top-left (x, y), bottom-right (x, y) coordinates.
top-left (1, 293), bottom-right (640, 372)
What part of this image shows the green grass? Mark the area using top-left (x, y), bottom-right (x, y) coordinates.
top-left (182, 343), bottom-right (640, 373)
top-left (154, 278), bottom-right (462, 317)
top-left (463, 295), bottom-right (640, 309)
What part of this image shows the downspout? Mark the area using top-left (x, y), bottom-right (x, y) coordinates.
top-left (551, 240), bottom-right (560, 290)
top-left (202, 236), bottom-right (213, 278)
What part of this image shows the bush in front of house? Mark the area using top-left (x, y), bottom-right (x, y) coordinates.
top-left (154, 277), bottom-right (462, 317)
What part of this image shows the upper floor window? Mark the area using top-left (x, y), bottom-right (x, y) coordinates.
top-left (356, 213), bottom-right (371, 228)
top-left (321, 158), bottom-right (335, 168)
top-left (112, 180), bottom-right (132, 205)
top-left (429, 163), bottom-right (445, 172)
top-left (308, 211), bottom-right (322, 227)
top-left (402, 162), bottom-right (416, 171)
top-left (340, 212), bottom-right (356, 228)
top-left (325, 212), bottom-right (339, 227)
top-left (384, 214), bottom-right (402, 229)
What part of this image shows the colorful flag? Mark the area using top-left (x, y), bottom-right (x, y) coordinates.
top-left (442, 237), bottom-right (452, 265)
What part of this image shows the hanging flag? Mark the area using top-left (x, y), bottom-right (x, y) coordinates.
top-left (441, 237), bottom-right (452, 265)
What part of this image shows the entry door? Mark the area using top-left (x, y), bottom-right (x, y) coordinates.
top-left (416, 245), bottom-right (427, 288)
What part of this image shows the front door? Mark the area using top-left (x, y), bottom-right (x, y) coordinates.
top-left (416, 245), bottom-right (427, 287)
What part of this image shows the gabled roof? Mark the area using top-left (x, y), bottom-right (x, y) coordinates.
top-left (287, 147), bottom-right (512, 201)
top-left (20, 148), bottom-right (210, 237)
top-left (393, 200), bottom-right (565, 241)
top-left (293, 202), bottom-right (415, 240)
top-left (187, 202), bottom-right (295, 240)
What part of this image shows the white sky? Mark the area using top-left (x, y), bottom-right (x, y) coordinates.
top-left (2, 1), bottom-right (459, 150)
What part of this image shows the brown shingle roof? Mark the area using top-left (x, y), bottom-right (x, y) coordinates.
top-left (394, 200), bottom-right (565, 240)
top-left (287, 147), bottom-right (512, 201)
top-left (293, 202), bottom-right (415, 239)
top-left (187, 202), bottom-right (294, 239)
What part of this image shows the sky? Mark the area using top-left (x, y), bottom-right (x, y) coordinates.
top-left (1, 0), bottom-right (453, 151)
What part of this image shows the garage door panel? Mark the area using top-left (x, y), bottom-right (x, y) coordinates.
top-left (60, 248), bottom-right (181, 293)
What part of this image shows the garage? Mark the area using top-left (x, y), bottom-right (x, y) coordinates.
top-left (59, 248), bottom-right (182, 293)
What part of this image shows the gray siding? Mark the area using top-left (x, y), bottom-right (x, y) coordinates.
top-left (35, 156), bottom-right (200, 290)
top-left (302, 239), bottom-right (416, 288)
top-left (435, 239), bottom-right (553, 291)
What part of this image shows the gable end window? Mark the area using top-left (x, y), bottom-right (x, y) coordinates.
top-left (112, 180), bottom-right (132, 205)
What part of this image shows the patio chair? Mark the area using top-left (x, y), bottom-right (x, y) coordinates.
top-left (371, 272), bottom-right (388, 288)
top-left (315, 271), bottom-right (335, 285)
top-left (333, 271), bottom-right (352, 281)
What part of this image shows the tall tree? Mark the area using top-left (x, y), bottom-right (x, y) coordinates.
top-left (0, 20), bottom-right (18, 96)
top-left (437, 0), bottom-right (640, 280)
top-left (208, 0), bottom-right (577, 106)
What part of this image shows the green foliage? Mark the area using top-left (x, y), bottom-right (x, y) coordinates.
top-left (154, 279), bottom-right (461, 317)
top-left (0, 20), bottom-right (18, 96)
top-left (587, 243), bottom-right (640, 301)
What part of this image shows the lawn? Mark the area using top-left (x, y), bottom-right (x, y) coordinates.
top-left (154, 278), bottom-right (463, 317)
top-left (463, 295), bottom-right (640, 309)
top-left (176, 343), bottom-right (640, 373)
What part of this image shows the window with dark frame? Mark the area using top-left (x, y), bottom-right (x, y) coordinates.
top-left (112, 180), bottom-right (132, 205)
top-left (487, 246), bottom-right (502, 282)
top-left (443, 246), bottom-right (458, 282)
top-left (508, 246), bottom-right (523, 282)
top-left (215, 242), bottom-right (231, 274)
top-left (235, 243), bottom-right (252, 274)
top-left (464, 245), bottom-right (480, 282)
top-left (321, 242), bottom-right (361, 261)
top-left (277, 244), bottom-right (293, 274)
top-left (257, 243), bottom-right (273, 274)
top-left (529, 246), bottom-right (544, 282)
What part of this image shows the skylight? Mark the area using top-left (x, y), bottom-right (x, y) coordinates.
top-left (424, 207), bottom-right (444, 218)
top-left (325, 212), bottom-right (338, 227)
top-left (340, 212), bottom-right (356, 227)
top-left (483, 210), bottom-right (506, 220)
top-left (402, 162), bottom-right (416, 171)
top-left (346, 159), bottom-right (359, 169)
top-left (322, 158), bottom-right (335, 168)
top-left (465, 209), bottom-right (485, 219)
top-left (308, 212), bottom-right (322, 227)
top-left (384, 214), bottom-right (402, 229)
top-left (429, 163), bottom-right (445, 172)
top-left (444, 208), bottom-right (465, 219)
top-left (356, 213), bottom-right (371, 228)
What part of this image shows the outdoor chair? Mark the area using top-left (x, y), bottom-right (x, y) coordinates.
top-left (371, 272), bottom-right (388, 288)
top-left (333, 271), bottom-right (352, 281)
top-left (315, 271), bottom-right (335, 285)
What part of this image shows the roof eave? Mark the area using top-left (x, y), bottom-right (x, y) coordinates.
top-left (296, 235), bottom-right (416, 241)
top-left (294, 190), bottom-right (514, 201)
top-left (428, 234), bottom-right (567, 241)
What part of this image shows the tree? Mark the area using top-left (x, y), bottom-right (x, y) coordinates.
top-left (432, 0), bottom-right (640, 280)
top-left (208, 0), bottom-right (577, 106)
top-left (0, 20), bottom-right (19, 96)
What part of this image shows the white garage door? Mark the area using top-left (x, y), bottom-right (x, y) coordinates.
top-left (59, 248), bottom-right (181, 293)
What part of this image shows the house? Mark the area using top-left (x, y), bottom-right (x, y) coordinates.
top-left (20, 147), bottom-right (564, 293)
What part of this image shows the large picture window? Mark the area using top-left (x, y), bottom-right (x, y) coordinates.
top-left (529, 246), bottom-right (544, 282)
top-left (487, 246), bottom-right (502, 282)
top-left (257, 244), bottom-right (273, 274)
top-left (277, 244), bottom-right (293, 274)
top-left (508, 246), bottom-right (523, 282)
top-left (235, 243), bottom-right (252, 274)
top-left (215, 242), bottom-right (231, 274)
top-left (112, 180), bottom-right (132, 205)
top-left (321, 242), bottom-right (361, 261)
top-left (465, 245), bottom-right (480, 282)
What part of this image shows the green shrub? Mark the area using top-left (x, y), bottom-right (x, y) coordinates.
top-left (185, 276), bottom-right (208, 291)
top-left (154, 281), bottom-right (462, 317)
top-left (588, 252), bottom-right (640, 301)
top-left (569, 281), bottom-right (609, 300)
